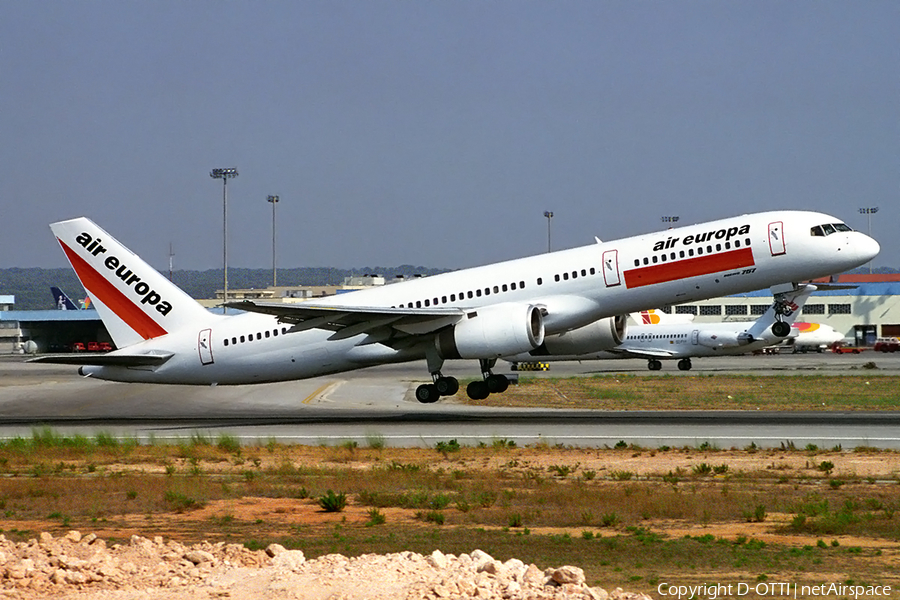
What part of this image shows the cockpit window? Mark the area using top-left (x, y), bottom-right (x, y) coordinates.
top-left (811, 223), bottom-right (853, 237)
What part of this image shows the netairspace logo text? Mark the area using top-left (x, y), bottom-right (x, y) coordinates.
top-left (657, 582), bottom-right (892, 599)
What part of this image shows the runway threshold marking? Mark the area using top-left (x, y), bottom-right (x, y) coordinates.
top-left (301, 381), bottom-right (343, 405)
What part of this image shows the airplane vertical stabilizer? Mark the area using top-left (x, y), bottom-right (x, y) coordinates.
top-left (50, 217), bottom-right (218, 348)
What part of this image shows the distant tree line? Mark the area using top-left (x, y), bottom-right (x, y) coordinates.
top-left (0, 266), bottom-right (449, 310)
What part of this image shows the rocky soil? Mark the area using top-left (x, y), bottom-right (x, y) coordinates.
top-left (0, 530), bottom-right (649, 600)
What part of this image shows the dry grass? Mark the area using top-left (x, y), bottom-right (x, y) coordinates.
top-left (460, 374), bottom-right (900, 410)
top-left (0, 434), bottom-right (897, 594)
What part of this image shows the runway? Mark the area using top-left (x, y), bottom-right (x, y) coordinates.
top-left (1, 353), bottom-right (899, 449)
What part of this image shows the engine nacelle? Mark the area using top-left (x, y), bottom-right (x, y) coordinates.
top-left (532, 315), bottom-right (627, 356)
top-left (436, 303), bottom-right (545, 359)
top-left (696, 331), bottom-right (743, 349)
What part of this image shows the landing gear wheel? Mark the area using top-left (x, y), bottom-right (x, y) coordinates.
top-left (415, 383), bottom-right (440, 404)
top-left (677, 358), bottom-right (692, 371)
top-left (771, 321), bottom-right (791, 337)
top-left (648, 359), bottom-right (662, 371)
top-left (486, 374), bottom-right (509, 394)
top-left (466, 380), bottom-right (490, 401)
top-left (435, 376), bottom-right (459, 396)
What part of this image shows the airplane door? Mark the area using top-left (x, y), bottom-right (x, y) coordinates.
top-left (691, 330), bottom-right (699, 345)
top-left (602, 250), bottom-right (621, 287)
top-left (198, 329), bottom-right (214, 366)
top-left (768, 221), bottom-right (786, 256)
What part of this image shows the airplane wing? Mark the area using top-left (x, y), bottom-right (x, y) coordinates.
top-left (28, 352), bottom-right (174, 367)
top-left (224, 301), bottom-right (466, 341)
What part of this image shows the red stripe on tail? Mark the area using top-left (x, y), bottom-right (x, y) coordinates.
top-left (59, 240), bottom-right (168, 340)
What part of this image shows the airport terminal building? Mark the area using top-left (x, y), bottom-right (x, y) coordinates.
top-left (2, 274), bottom-right (900, 353)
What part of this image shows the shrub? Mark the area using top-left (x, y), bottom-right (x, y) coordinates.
top-left (365, 508), bottom-right (386, 526)
top-left (692, 463), bottom-right (713, 476)
top-left (508, 513), bottom-right (523, 527)
top-left (435, 439), bottom-right (461, 454)
top-left (318, 490), bottom-right (347, 513)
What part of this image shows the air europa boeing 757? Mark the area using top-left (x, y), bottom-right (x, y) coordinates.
top-left (32, 211), bottom-right (878, 402)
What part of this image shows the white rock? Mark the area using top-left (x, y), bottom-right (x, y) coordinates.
top-left (552, 565), bottom-right (586, 585)
top-left (185, 550), bottom-right (215, 565)
top-left (272, 549), bottom-right (306, 570)
top-left (265, 543), bottom-right (287, 557)
top-left (426, 549), bottom-right (448, 570)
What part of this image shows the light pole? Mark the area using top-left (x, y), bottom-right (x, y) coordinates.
top-left (543, 211), bottom-right (553, 253)
top-left (210, 168), bottom-right (238, 313)
top-left (859, 207), bottom-right (878, 274)
top-left (661, 215), bottom-right (680, 227)
top-left (267, 195), bottom-right (279, 287)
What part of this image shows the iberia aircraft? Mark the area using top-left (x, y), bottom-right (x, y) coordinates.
top-left (31, 212), bottom-right (878, 402)
top-left (505, 284), bottom-right (816, 371)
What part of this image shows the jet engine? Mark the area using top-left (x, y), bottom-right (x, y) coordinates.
top-left (435, 303), bottom-right (544, 359)
top-left (696, 331), bottom-right (744, 349)
top-left (531, 315), bottom-right (627, 355)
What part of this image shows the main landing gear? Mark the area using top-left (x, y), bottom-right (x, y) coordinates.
top-left (415, 358), bottom-right (510, 403)
top-left (647, 358), bottom-right (692, 371)
top-left (770, 292), bottom-right (794, 338)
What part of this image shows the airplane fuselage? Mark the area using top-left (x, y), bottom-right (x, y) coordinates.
top-left (79, 210), bottom-right (879, 384)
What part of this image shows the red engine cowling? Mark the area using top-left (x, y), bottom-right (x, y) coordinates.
top-left (436, 303), bottom-right (545, 359)
top-left (536, 315), bottom-right (627, 355)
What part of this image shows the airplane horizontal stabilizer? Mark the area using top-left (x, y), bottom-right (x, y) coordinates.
top-left (27, 352), bottom-right (174, 367)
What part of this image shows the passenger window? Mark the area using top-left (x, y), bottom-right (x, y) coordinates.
top-left (590, 267), bottom-right (595, 275)
top-left (734, 240), bottom-right (741, 247)
top-left (581, 269), bottom-right (586, 277)
top-left (273, 330), bottom-right (278, 337)
top-left (661, 254), bottom-right (667, 262)
top-left (520, 281), bottom-right (525, 288)
top-left (536, 278), bottom-right (542, 285)
top-left (224, 339), bottom-right (229, 347)
top-left (555, 274), bottom-right (560, 282)
top-left (643, 257), bottom-right (649, 265)
top-left (571, 271), bottom-right (577, 278)
top-left (725, 242), bottom-right (730, 250)
top-left (450, 294), bottom-right (456, 302)
top-left (282, 328), bottom-right (288, 334)
top-left (502, 284), bottom-right (508, 292)
top-left (652, 256), bottom-right (658, 264)
top-left (716, 244), bottom-right (721, 251)
top-left (265, 331), bottom-right (270, 338)
top-left (416, 301), bottom-right (422, 308)
top-left (232, 337), bottom-right (237, 345)
top-left (706, 245), bottom-right (712, 253)
top-left (424, 299), bottom-right (430, 307)
top-left (493, 286), bottom-right (499, 294)
top-left (634, 259), bottom-right (640, 267)
top-left (697, 247), bottom-right (703, 255)
top-left (563, 273), bottom-right (569, 280)
top-left (670, 252), bottom-right (676, 260)
top-left (467, 291), bottom-right (473, 299)
top-left (679, 250), bottom-right (685, 258)
top-left (476, 289), bottom-right (482, 297)
top-left (510, 283), bottom-right (516, 290)
top-left (484, 288), bottom-right (490, 296)
top-left (240, 335), bottom-right (245, 343)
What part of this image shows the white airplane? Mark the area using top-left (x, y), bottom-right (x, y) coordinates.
top-left (31, 211), bottom-right (878, 402)
top-left (505, 284), bottom-right (815, 371)
top-left (786, 322), bottom-right (845, 352)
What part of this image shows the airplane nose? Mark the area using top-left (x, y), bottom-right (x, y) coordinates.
top-left (856, 233), bottom-right (881, 263)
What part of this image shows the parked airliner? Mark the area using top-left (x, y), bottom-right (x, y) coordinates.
top-left (505, 284), bottom-right (815, 371)
top-left (31, 211), bottom-right (878, 402)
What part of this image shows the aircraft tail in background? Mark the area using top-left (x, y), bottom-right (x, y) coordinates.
top-left (50, 286), bottom-right (80, 311)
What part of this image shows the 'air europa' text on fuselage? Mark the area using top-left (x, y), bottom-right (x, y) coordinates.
top-left (652, 224), bottom-right (751, 252)
top-left (73, 232), bottom-right (173, 316)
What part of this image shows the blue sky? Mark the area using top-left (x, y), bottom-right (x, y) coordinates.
top-left (2, 2), bottom-right (897, 271)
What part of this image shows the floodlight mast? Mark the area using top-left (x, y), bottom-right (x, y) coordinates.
top-left (267, 195), bottom-right (280, 287)
top-left (859, 207), bottom-right (878, 274)
top-left (543, 211), bottom-right (553, 253)
top-left (210, 168), bottom-right (238, 313)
